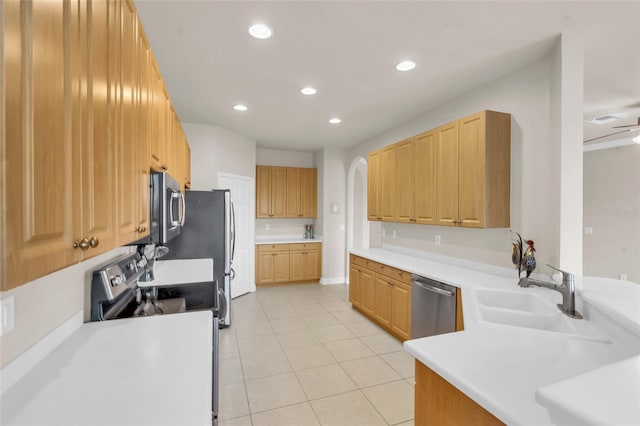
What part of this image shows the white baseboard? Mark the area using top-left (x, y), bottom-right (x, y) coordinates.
top-left (320, 277), bottom-right (346, 285)
top-left (1, 310), bottom-right (83, 394)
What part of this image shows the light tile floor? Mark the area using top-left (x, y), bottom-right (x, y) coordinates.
top-left (219, 284), bottom-right (415, 426)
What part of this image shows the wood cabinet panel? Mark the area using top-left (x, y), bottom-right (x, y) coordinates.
top-left (456, 288), bottom-right (464, 331)
top-left (380, 145), bottom-right (397, 221)
top-left (300, 168), bottom-right (317, 218)
top-left (81, 0), bottom-right (117, 257)
top-left (136, 27), bottom-right (151, 237)
top-left (305, 249), bottom-right (320, 280)
top-left (289, 250), bottom-right (305, 282)
top-left (436, 121), bottom-right (459, 226)
top-left (391, 281), bottom-right (411, 340)
top-left (360, 268), bottom-right (377, 316)
top-left (256, 166), bottom-right (272, 218)
top-left (414, 130), bottom-right (437, 224)
top-left (396, 138), bottom-right (414, 223)
top-left (415, 360), bottom-right (503, 425)
top-left (257, 252), bottom-right (275, 284)
top-left (374, 275), bottom-right (393, 328)
top-left (258, 244), bottom-right (291, 252)
top-left (349, 264), bottom-right (361, 308)
top-left (286, 167), bottom-right (301, 217)
top-left (367, 150), bottom-right (381, 220)
top-left (458, 112), bottom-right (485, 228)
top-left (4, 0), bottom-right (82, 289)
top-left (256, 243), bottom-right (321, 285)
top-left (273, 251), bottom-right (290, 282)
top-left (271, 167), bottom-right (287, 218)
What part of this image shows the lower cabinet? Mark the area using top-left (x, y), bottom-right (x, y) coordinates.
top-left (256, 242), bottom-right (322, 285)
top-left (349, 254), bottom-right (412, 341)
top-left (415, 360), bottom-right (504, 425)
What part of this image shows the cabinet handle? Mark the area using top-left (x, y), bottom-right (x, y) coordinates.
top-left (89, 237), bottom-right (99, 248)
top-left (161, 164), bottom-right (168, 170)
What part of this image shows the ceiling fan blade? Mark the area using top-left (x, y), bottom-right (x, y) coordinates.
top-left (583, 128), bottom-right (639, 143)
top-left (612, 117), bottom-right (640, 128)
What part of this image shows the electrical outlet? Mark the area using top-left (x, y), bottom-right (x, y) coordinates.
top-left (435, 234), bottom-right (442, 245)
top-left (392, 230), bottom-right (397, 239)
top-left (265, 223), bottom-right (270, 230)
top-left (620, 273), bottom-right (627, 281)
top-left (382, 229), bottom-right (386, 237)
top-left (1, 295), bottom-right (15, 336)
top-left (339, 224), bottom-right (345, 231)
top-left (584, 227), bottom-right (593, 235)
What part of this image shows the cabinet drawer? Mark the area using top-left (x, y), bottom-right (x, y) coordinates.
top-left (352, 255), bottom-right (377, 270)
top-left (258, 244), bottom-right (290, 252)
top-left (376, 263), bottom-right (411, 284)
top-left (289, 242), bottom-right (321, 251)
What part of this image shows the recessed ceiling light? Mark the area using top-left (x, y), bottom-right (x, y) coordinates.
top-left (329, 118), bottom-right (342, 124)
top-left (233, 104), bottom-right (248, 111)
top-left (396, 60), bottom-right (416, 72)
top-left (248, 24), bottom-right (272, 39)
top-left (300, 87), bottom-right (317, 96)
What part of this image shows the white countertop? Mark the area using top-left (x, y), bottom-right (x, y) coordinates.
top-left (255, 235), bottom-right (322, 245)
top-left (1, 312), bottom-right (213, 426)
top-left (138, 258), bottom-right (213, 287)
top-left (351, 247), bottom-right (640, 425)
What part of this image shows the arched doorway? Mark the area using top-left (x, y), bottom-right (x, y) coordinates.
top-left (346, 157), bottom-right (369, 282)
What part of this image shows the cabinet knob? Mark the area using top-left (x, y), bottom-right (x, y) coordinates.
top-left (162, 164), bottom-right (168, 170)
top-left (74, 238), bottom-right (90, 250)
top-left (89, 237), bottom-right (99, 248)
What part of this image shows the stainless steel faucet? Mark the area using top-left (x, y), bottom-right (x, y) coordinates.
top-left (518, 264), bottom-right (583, 319)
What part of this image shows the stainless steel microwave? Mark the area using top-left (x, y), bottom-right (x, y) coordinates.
top-left (133, 172), bottom-right (184, 246)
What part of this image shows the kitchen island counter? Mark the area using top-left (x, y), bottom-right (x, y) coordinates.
top-left (351, 247), bottom-right (640, 425)
top-left (1, 311), bottom-right (213, 426)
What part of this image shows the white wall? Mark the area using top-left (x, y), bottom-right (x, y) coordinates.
top-left (315, 148), bottom-right (347, 283)
top-left (583, 144), bottom-right (640, 283)
top-left (256, 148), bottom-right (314, 168)
top-left (0, 247), bottom-right (130, 368)
top-left (346, 46), bottom-right (564, 270)
top-left (184, 122), bottom-right (257, 189)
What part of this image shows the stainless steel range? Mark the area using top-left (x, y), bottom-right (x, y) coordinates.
top-left (90, 252), bottom-right (223, 425)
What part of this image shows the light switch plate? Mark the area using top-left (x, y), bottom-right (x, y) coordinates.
top-left (1, 295), bottom-right (15, 336)
top-left (435, 235), bottom-right (442, 245)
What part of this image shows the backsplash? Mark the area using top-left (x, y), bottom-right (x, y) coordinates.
top-left (255, 218), bottom-right (316, 238)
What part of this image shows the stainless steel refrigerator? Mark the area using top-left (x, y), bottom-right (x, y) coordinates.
top-left (163, 189), bottom-right (234, 327)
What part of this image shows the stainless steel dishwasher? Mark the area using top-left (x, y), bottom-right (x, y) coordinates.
top-left (411, 274), bottom-right (457, 338)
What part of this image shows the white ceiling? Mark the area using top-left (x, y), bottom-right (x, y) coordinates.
top-left (135, 1), bottom-right (640, 151)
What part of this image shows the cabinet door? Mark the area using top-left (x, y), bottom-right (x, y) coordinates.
top-left (360, 268), bottom-right (376, 316)
top-left (149, 61), bottom-right (164, 171)
top-left (458, 112), bottom-right (485, 228)
top-left (289, 250), bottom-right (305, 281)
top-left (4, 0), bottom-right (82, 289)
top-left (300, 168), bottom-right (317, 218)
top-left (391, 281), bottom-right (411, 340)
top-left (367, 151), bottom-right (381, 220)
top-left (273, 251), bottom-right (290, 282)
top-left (286, 167), bottom-right (301, 217)
top-left (374, 275), bottom-right (392, 328)
top-left (349, 265), bottom-right (361, 307)
top-left (116, 0), bottom-right (139, 245)
top-left (436, 121), bottom-right (459, 226)
top-left (380, 145), bottom-right (397, 221)
top-left (414, 130), bottom-right (437, 225)
top-left (396, 138), bottom-right (414, 223)
top-left (185, 143), bottom-right (191, 188)
top-left (81, 0), bottom-right (117, 257)
top-left (271, 167), bottom-right (287, 218)
top-left (305, 249), bottom-right (320, 280)
top-left (256, 166), bottom-right (272, 218)
top-left (257, 251), bottom-right (275, 284)
top-left (137, 29), bottom-right (151, 237)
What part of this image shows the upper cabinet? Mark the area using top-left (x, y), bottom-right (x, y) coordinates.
top-left (257, 166), bottom-right (317, 218)
top-left (2, 0), bottom-right (191, 290)
top-left (367, 110), bottom-right (511, 228)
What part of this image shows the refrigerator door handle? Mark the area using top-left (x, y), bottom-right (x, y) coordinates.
top-left (180, 192), bottom-right (186, 226)
top-left (230, 267), bottom-right (236, 281)
top-left (230, 200), bottom-right (236, 263)
top-left (218, 288), bottom-right (228, 323)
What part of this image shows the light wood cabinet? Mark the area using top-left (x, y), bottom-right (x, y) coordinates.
top-left (391, 281), bottom-right (411, 340)
top-left (2, 0), bottom-right (190, 290)
top-left (367, 150), bottom-right (381, 220)
top-left (256, 165), bottom-right (287, 218)
top-left (367, 110), bottom-right (510, 228)
top-left (258, 166), bottom-right (317, 218)
top-left (349, 255), bottom-right (412, 341)
top-left (415, 360), bottom-right (503, 425)
top-left (289, 242), bottom-right (321, 281)
top-left (256, 242), bottom-right (321, 285)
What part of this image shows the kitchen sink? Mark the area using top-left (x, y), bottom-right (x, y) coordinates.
top-left (476, 288), bottom-right (555, 314)
top-left (473, 288), bottom-right (608, 341)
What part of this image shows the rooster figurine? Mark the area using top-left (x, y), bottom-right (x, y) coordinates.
top-left (511, 231), bottom-right (536, 278)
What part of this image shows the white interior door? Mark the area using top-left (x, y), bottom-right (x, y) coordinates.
top-left (218, 172), bottom-right (255, 298)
